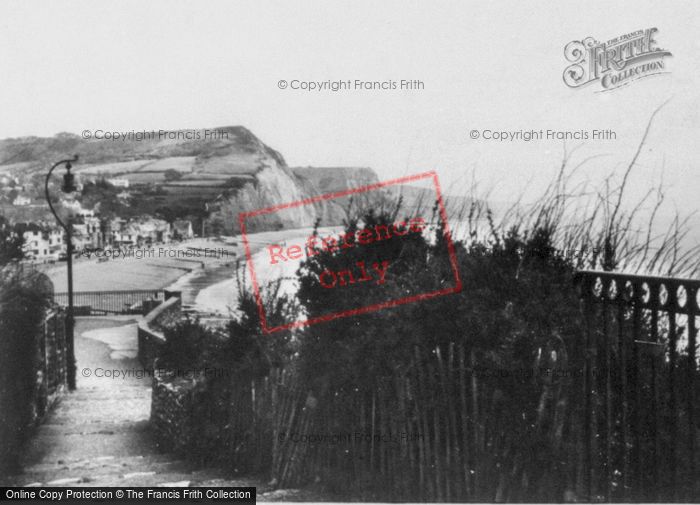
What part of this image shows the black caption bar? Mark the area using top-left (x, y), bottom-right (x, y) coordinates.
top-left (1, 487), bottom-right (256, 502)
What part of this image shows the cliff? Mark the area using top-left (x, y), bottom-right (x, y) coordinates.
top-left (0, 128), bottom-right (381, 233)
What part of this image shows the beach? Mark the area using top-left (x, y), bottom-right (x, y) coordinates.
top-left (41, 228), bottom-right (341, 315)
top-left (42, 238), bottom-right (239, 293)
top-left (193, 227), bottom-right (342, 315)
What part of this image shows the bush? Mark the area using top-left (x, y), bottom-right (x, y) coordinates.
top-left (288, 204), bottom-right (584, 500)
top-left (220, 281), bottom-right (296, 377)
top-left (159, 316), bottom-right (224, 372)
top-left (0, 264), bottom-right (52, 474)
top-left (153, 280), bottom-right (297, 469)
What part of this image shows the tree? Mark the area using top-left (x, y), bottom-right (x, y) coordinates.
top-left (79, 180), bottom-right (124, 219)
top-left (207, 215), bottom-right (226, 236)
top-left (164, 169), bottom-right (183, 182)
top-left (0, 217), bottom-right (24, 264)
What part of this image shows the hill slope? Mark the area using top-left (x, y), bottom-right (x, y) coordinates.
top-left (0, 129), bottom-right (382, 233)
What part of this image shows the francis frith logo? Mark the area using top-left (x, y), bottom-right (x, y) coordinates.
top-left (563, 28), bottom-right (672, 91)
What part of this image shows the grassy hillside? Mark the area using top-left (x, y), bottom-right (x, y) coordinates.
top-left (0, 127), bottom-right (289, 225)
top-left (0, 127), bottom-right (283, 172)
top-left (1, 131), bottom-right (385, 233)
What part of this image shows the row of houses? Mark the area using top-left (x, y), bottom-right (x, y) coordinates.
top-left (2, 174), bottom-right (128, 207)
top-left (20, 217), bottom-right (194, 262)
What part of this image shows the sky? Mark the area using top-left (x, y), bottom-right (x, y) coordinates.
top-left (1, 0), bottom-right (698, 212)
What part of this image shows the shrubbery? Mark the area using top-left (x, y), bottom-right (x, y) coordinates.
top-left (288, 205), bottom-right (584, 500)
top-left (158, 282), bottom-right (296, 378)
top-left (159, 316), bottom-right (223, 372)
top-left (0, 264), bottom-right (53, 474)
top-left (153, 112), bottom-right (700, 498)
top-left (155, 285), bottom-right (297, 469)
top-left (155, 202), bottom-right (587, 499)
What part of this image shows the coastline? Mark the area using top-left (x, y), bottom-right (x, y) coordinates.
top-left (193, 226), bottom-right (343, 315)
top-left (41, 228), bottom-right (341, 315)
top-left (42, 238), bottom-right (238, 292)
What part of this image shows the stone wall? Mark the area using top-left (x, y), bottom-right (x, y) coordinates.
top-left (35, 309), bottom-right (69, 420)
top-left (142, 290), bottom-right (203, 455)
top-left (137, 294), bottom-right (181, 370)
top-left (0, 266), bottom-right (67, 473)
top-left (150, 370), bottom-right (198, 454)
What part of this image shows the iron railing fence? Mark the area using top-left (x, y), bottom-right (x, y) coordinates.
top-left (53, 289), bottom-right (164, 315)
top-left (576, 270), bottom-right (700, 502)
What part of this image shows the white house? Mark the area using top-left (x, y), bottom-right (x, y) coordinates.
top-left (107, 178), bottom-right (129, 188)
top-left (62, 199), bottom-right (95, 218)
top-left (22, 227), bottom-right (64, 261)
top-left (12, 195), bottom-right (31, 206)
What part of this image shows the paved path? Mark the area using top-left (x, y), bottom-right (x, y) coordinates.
top-left (1, 317), bottom-right (282, 491)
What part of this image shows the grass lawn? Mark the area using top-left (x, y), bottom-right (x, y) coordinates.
top-left (44, 239), bottom-right (239, 292)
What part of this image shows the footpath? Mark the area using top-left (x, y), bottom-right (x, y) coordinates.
top-left (1, 317), bottom-right (318, 500)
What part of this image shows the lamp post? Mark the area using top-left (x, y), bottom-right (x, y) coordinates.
top-left (45, 155), bottom-right (79, 390)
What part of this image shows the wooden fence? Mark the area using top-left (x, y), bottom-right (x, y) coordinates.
top-left (222, 345), bottom-right (578, 501)
top-left (190, 269), bottom-right (700, 501)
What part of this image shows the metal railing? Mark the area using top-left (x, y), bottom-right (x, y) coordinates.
top-left (53, 289), bottom-right (164, 315)
top-left (575, 270), bottom-right (700, 501)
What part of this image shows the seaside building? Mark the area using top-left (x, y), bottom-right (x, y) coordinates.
top-left (172, 219), bottom-right (194, 240)
top-left (107, 178), bottom-right (129, 188)
top-left (62, 199), bottom-right (95, 218)
top-left (110, 216), bottom-right (171, 247)
top-left (12, 195), bottom-right (31, 206)
top-left (21, 224), bottom-right (64, 261)
top-left (72, 216), bottom-right (103, 250)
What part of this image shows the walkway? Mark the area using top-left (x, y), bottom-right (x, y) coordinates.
top-left (2, 317), bottom-right (267, 489)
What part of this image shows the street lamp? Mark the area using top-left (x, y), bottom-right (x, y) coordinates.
top-left (45, 155), bottom-right (79, 390)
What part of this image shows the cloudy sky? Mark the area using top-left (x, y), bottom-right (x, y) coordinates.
top-left (1, 0), bottom-right (698, 209)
